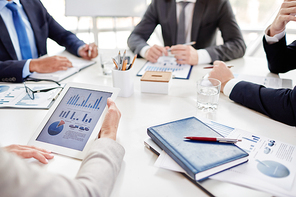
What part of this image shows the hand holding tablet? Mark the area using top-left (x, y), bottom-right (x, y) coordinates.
top-left (99, 98), bottom-right (121, 141)
top-left (28, 82), bottom-right (119, 159)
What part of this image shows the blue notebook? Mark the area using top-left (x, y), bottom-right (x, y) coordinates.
top-left (147, 117), bottom-right (249, 181)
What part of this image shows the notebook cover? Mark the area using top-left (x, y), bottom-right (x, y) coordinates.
top-left (147, 117), bottom-right (249, 180)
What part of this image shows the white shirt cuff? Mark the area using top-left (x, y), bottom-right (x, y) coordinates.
top-left (264, 25), bottom-right (286, 44)
top-left (223, 78), bottom-right (242, 97)
top-left (197, 49), bottom-right (211, 65)
top-left (140, 46), bottom-right (150, 59)
top-left (22, 59), bottom-right (32, 78)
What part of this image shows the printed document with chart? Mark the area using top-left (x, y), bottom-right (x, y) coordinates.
top-left (0, 83), bottom-right (62, 109)
top-left (137, 56), bottom-right (192, 79)
top-left (151, 118), bottom-right (296, 197)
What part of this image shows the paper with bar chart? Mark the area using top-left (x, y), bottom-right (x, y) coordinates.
top-left (137, 56), bottom-right (192, 79)
top-left (152, 118), bottom-right (296, 197)
top-left (0, 83), bottom-right (62, 109)
top-left (36, 87), bottom-right (112, 151)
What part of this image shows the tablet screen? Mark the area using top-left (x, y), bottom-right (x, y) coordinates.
top-left (36, 87), bottom-right (112, 151)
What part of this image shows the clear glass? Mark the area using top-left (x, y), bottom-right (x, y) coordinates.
top-left (100, 53), bottom-right (115, 75)
top-left (196, 78), bottom-right (221, 112)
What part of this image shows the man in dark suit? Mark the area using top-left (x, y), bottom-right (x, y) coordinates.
top-left (127, 0), bottom-right (246, 65)
top-left (208, 0), bottom-right (296, 126)
top-left (263, 0), bottom-right (296, 74)
top-left (0, 0), bottom-right (98, 83)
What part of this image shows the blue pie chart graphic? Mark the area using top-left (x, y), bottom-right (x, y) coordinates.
top-left (48, 120), bottom-right (64, 136)
top-left (0, 85), bottom-right (9, 93)
top-left (257, 160), bottom-right (290, 178)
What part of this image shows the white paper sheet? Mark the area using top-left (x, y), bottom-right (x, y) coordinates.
top-left (137, 56), bottom-right (192, 79)
top-left (211, 129), bottom-right (296, 197)
top-left (234, 74), bottom-right (292, 89)
top-left (30, 51), bottom-right (95, 82)
top-left (153, 120), bottom-right (296, 197)
top-left (0, 83), bottom-right (62, 109)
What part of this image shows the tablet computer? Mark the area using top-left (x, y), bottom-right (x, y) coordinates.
top-left (28, 82), bottom-right (119, 159)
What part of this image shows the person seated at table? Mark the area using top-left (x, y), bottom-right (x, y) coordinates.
top-left (0, 98), bottom-right (125, 197)
top-left (208, 0), bottom-right (296, 126)
top-left (0, 0), bottom-right (98, 83)
top-left (263, 0), bottom-right (296, 74)
top-left (208, 61), bottom-right (296, 126)
top-left (127, 0), bottom-right (246, 65)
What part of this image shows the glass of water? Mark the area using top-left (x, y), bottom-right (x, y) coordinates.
top-left (196, 78), bottom-right (221, 111)
top-left (100, 54), bottom-right (114, 75)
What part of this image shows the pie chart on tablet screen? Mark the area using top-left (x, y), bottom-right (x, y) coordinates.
top-left (48, 120), bottom-right (65, 135)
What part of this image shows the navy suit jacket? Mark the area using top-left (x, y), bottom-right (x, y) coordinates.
top-left (230, 36), bottom-right (296, 126)
top-left (127, 0), bottom-right (246, 62)
top-left (0, 0), bottom-right (84, 83)
top-left (230, 81), bottom-right (296, 126)
top-left (229, 37), bottom-right (296, 126)
top-left (263, 35), bottom-right (296, 74)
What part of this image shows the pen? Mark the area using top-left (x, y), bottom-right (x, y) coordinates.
top-left (121, 50), bottom-right (126, 67)
top-left (88, 19), bottom-right (92, 57)
top-left (118, 51), bottom-right (121, 65)
top-left (128, 54), bottom-right (137, 70)
top-left (112, 58), bottom-right (119, 69)
top-left (88, 45), bottom-right (92, 57)
top-left (168, 41), bottom-right (196, 52)
top-left (183, 41), bottom-right (196, 46)
top-left (122, 59), bottom-right (127, 71)
top-left (184, 136), bottom-right (242, 143)
top-left (203, 65), bottom-right (234, 69)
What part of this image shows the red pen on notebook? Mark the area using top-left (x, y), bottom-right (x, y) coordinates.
top-left (184, 136), bottom-right (242, 143)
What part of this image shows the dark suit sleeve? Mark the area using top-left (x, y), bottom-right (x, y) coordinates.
top-left (263, 35), bottom-right (296, 74)
top-left (127, 0), bottom-right (159, 57)
top-left (36, 1), bottom-right (85, 56)
top-left (0, 60), bottom-right (26, 83)
top-left (229, 81), bottom-right (296, 126)
top-left (205, 0), bottom-right (246, 62)
top-left (0, 0), bottom-right (85, 83)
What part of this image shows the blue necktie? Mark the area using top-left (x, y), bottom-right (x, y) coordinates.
top-left (6, 2), bottom-right (32, 59)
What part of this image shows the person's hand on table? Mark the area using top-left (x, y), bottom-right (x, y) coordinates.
top-left (4, 144), bottom-right (54, 164)
top-left (145, 45), bottom-right (169, 63)
top-left (99, 98), bottom-right (121, 141)
top-left (208, 61), bottom-right (234, 92)
top-left (30, 56), bottom-right (73, 73)
top-left (269, 0), bottom-right (296, 36)
top-left (79, 43), bottom-right (98, 60)
top-left (170, 45), bottom-right (198, 65)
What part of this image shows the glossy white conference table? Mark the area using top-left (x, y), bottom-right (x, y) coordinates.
top-left (1, 50), bottom-right (295, 197)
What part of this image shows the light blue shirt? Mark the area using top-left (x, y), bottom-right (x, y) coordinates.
top-left (0, 0), bottom-right (38, 78)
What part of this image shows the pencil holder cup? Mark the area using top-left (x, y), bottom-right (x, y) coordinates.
top-left (112, 68), bottom-right (134, 97)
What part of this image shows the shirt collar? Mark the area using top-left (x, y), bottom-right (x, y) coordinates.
top-left (0, 0), bottom-right (21, 11)
top-left (176, 0), bottom-right (196, 3)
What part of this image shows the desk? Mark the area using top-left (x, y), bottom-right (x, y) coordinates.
top-left (1, 51), bottom-right (296, 197)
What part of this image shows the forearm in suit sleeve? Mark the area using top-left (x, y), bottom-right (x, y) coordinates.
top-left (127, 1), bottom-right (159, 56)
top-left (263, 35), bottom-right (296, 74)
top-left (0, 138), bottom-right (125, 197)
top-left (0, 60), bottom-right (26, 83)
top-left (46, 13), bottom-right (85, 56)
top-left (205, 0), bottom-right (246, 62)
top-left (33, 0), bottom-right (84, 56)
top-left (230, 81), bottom-right (296, 126)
